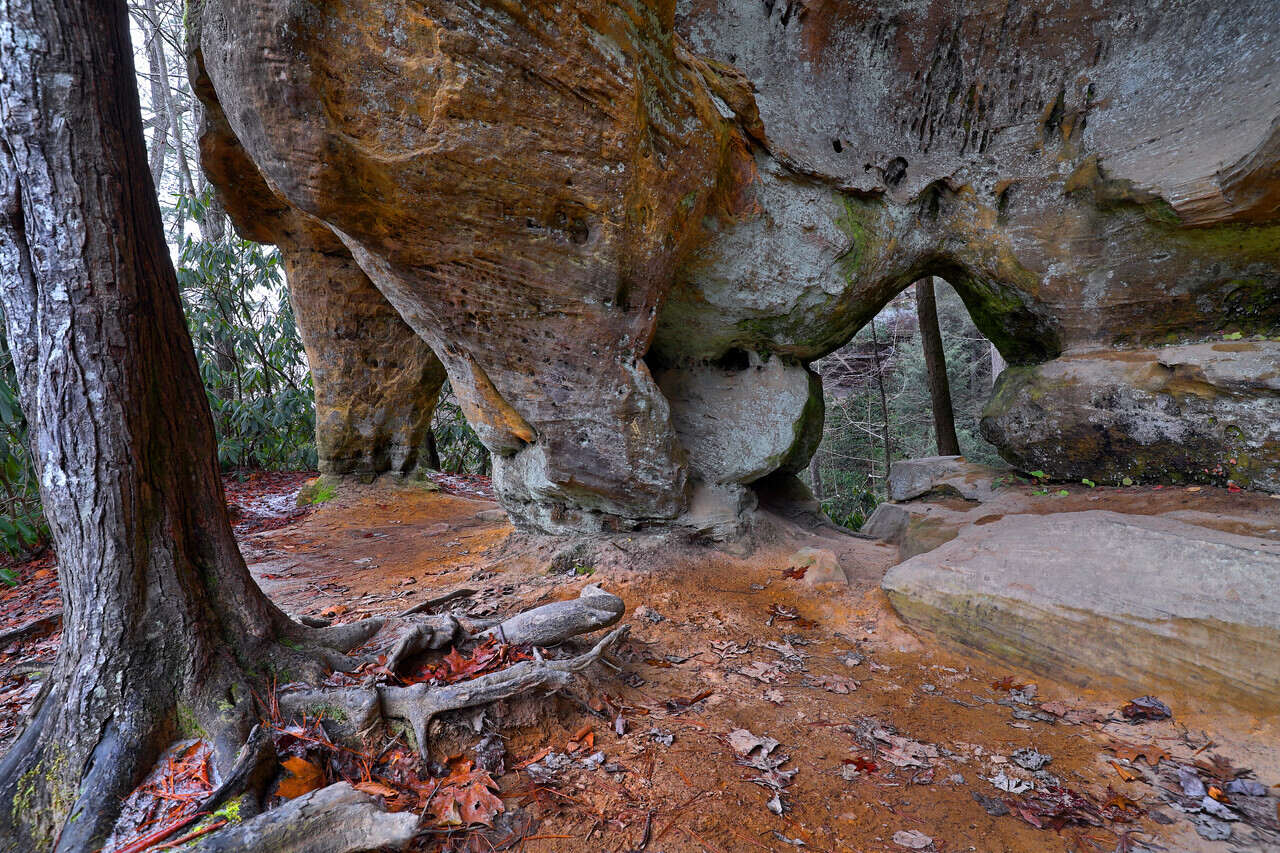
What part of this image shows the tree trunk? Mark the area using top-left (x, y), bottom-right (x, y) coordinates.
top-left (425, 426), bottom-right (442, 471)
top-left (138, 0), bottom-right (170, 189)
top-left (0, 3), bottom-right (344, 848)
top-left (868, 319), bottom-right (893, 492)
top-left (914, 277), bottom-right (961, 457)
top-left (990, 341), bottom-right (1006, 388)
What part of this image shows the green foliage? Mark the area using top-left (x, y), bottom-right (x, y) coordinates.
top-left (819, 469), bottom-right (881, 531)
top-left (814, 281), bottom-right (1005, 531)
top-left (0, 328), bottom-right (46, 558)
top-left (307, 481), bottom-right (336, 504)
top-left (431, 383), bottom-right (490, 475)
top-left (176, 192), bottom-right (317, 471)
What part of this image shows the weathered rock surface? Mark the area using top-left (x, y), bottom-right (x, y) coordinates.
top-left (883, 511), bottom-right (1280, 714)
top-left (191, 0), bottom-right (1280, 532)
top-left (982, 342), bottom-right (1280, 491)
top-left (887, 456), bottom-right (1008, 503)
top-left (193, 66), bottom-right (445, 476)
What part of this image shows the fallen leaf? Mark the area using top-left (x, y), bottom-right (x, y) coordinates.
top-left (972, 791), bottom-right (1010, 816)
top-left (353, 780), bottom-right (399, 799)
top-left (729, 729), bottom-right (779, 757)
top-left (840, 756), bottom-right (878, 778)
top-left (1107, 741), bottom-right (1170, 766)
top-left (992, 676), bottom-right (1031, 692)
top-left (781, 565), bottom-right (807, 580)
top-left (806, 674), bottom-right (859, 694)
top-left (276, 756), bottom-right (324, 799)
top-left (319, 604), bottom-right (349, 619)
top-left (989, 770), bottom-right (1033, 793)
top-left (1120, 695), bottom-right (1171, 722)
top-left (1109, 761), bottom-right (1141, 782)
top-left (1011, 748), bottom-right (1051, 771)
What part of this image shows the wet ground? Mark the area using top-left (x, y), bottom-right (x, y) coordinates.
top-left (1, 474), bottom-right (1277, 851)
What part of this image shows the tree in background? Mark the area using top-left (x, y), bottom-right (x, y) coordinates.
top-left (814, 281), bottom-right (1002, 528)
top-left (915, 277), bottom-right (962, 457)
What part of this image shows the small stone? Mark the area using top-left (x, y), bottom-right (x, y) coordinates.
top-left (892, 829), bottom-right (933, 849)
top-left (786, 547), bottom-right (847, 586)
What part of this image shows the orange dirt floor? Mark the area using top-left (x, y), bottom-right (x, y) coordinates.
top-left (238, 478), bottom-right (1280, 853)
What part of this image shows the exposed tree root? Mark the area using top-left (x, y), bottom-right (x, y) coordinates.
top-left (185, 782), bottom-right (418, 853)
top-left (134, 590), bottom-right (628, 851)
top-left (380, 624), bottom-right (629, 757)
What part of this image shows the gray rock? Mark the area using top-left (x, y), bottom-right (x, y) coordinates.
top-left (655, 353), bottom-right (822, 485)
top-left (982, 343), bottom-right (1280, 492)
top-left (860, 503), bottom-right (911, 542)
top-left (888, 456), bottom-right (967, 502)
top-left (786, 546), bottom-right (848, 586)
top-left (883, 511), bottom-right (1280, 715)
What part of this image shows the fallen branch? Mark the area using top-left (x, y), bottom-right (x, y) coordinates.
top-left (397, 587), bottom-right (477, 617)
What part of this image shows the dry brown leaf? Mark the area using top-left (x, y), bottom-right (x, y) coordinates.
top-left (1109, 760), bottom-right (1140, 782)
top-left (1108, 741), bottom-right (1170, 767)
top-left (353, 780), bottom-right (399, 799)
top-left (429, 779), bottom-right (505, 827)
top-left (276, 756), bottom-right (324, 799)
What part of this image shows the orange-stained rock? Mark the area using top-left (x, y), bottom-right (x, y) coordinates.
top-left (192, 54), bottom-right (445, 476)
top-left (190, 0), bottom-right (1280, 532)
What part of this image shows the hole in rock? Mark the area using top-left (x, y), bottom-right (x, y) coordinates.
top-left (710, 347), bottom-right (752, 372)
top-left (804, 277), bottom-right (1005, 530)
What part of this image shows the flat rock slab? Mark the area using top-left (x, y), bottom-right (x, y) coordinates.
top-left (887, 456), bottom-right (1009, 503)
top-left (883, 511), bottom-right (1280, 715)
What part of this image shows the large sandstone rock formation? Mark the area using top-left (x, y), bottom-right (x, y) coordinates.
top-left (883, 511), bottom-right (1280, 714)
top-left (190, 0), bottom-right (1280, 532)
top-left (193, 52), bottom-right (446, 477)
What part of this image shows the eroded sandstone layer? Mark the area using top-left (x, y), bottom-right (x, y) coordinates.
top-left (191, 0), bottom-right (1280, 532)
top-left (193, 58), bottom-right (446, 476)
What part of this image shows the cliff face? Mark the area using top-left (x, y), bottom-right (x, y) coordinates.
top-left (191, 0), bottom-right (1280, 530)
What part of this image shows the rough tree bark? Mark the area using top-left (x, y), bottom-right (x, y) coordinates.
top-left (0, 2), bottom-right (379, 848)
top-left (0, 5), bottom-right (629, 849)
top-left (914, 278), bottom-right (961, 457)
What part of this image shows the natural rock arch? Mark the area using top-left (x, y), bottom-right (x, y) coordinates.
top-left (191, 0), bottom-right (1280, 534)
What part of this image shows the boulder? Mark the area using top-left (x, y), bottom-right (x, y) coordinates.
top-left (655, 354), bottom-right (822, 485)
top-left (883, 511), bottom-right (1280, 714)
top-left (887, 457), bottom-right (1008, 503)
top-left (786, 547), bottom-right (848, 586)
top-left (981, 342), bottom-right (1280, 491)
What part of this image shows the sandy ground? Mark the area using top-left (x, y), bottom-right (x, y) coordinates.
top-left (232, 477), bottom-right (1280, 853)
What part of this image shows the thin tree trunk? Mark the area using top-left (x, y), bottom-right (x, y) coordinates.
top-left (868, 318), bottom-right (893, 493)
top-left (0, 3), bottom-right (329, 847)
top-left (914, 277), bottom-right (961, 456)
top-left (808, 451), bottom-right (824, 500)
top-left (139, 0), bottom-right (170, 188)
